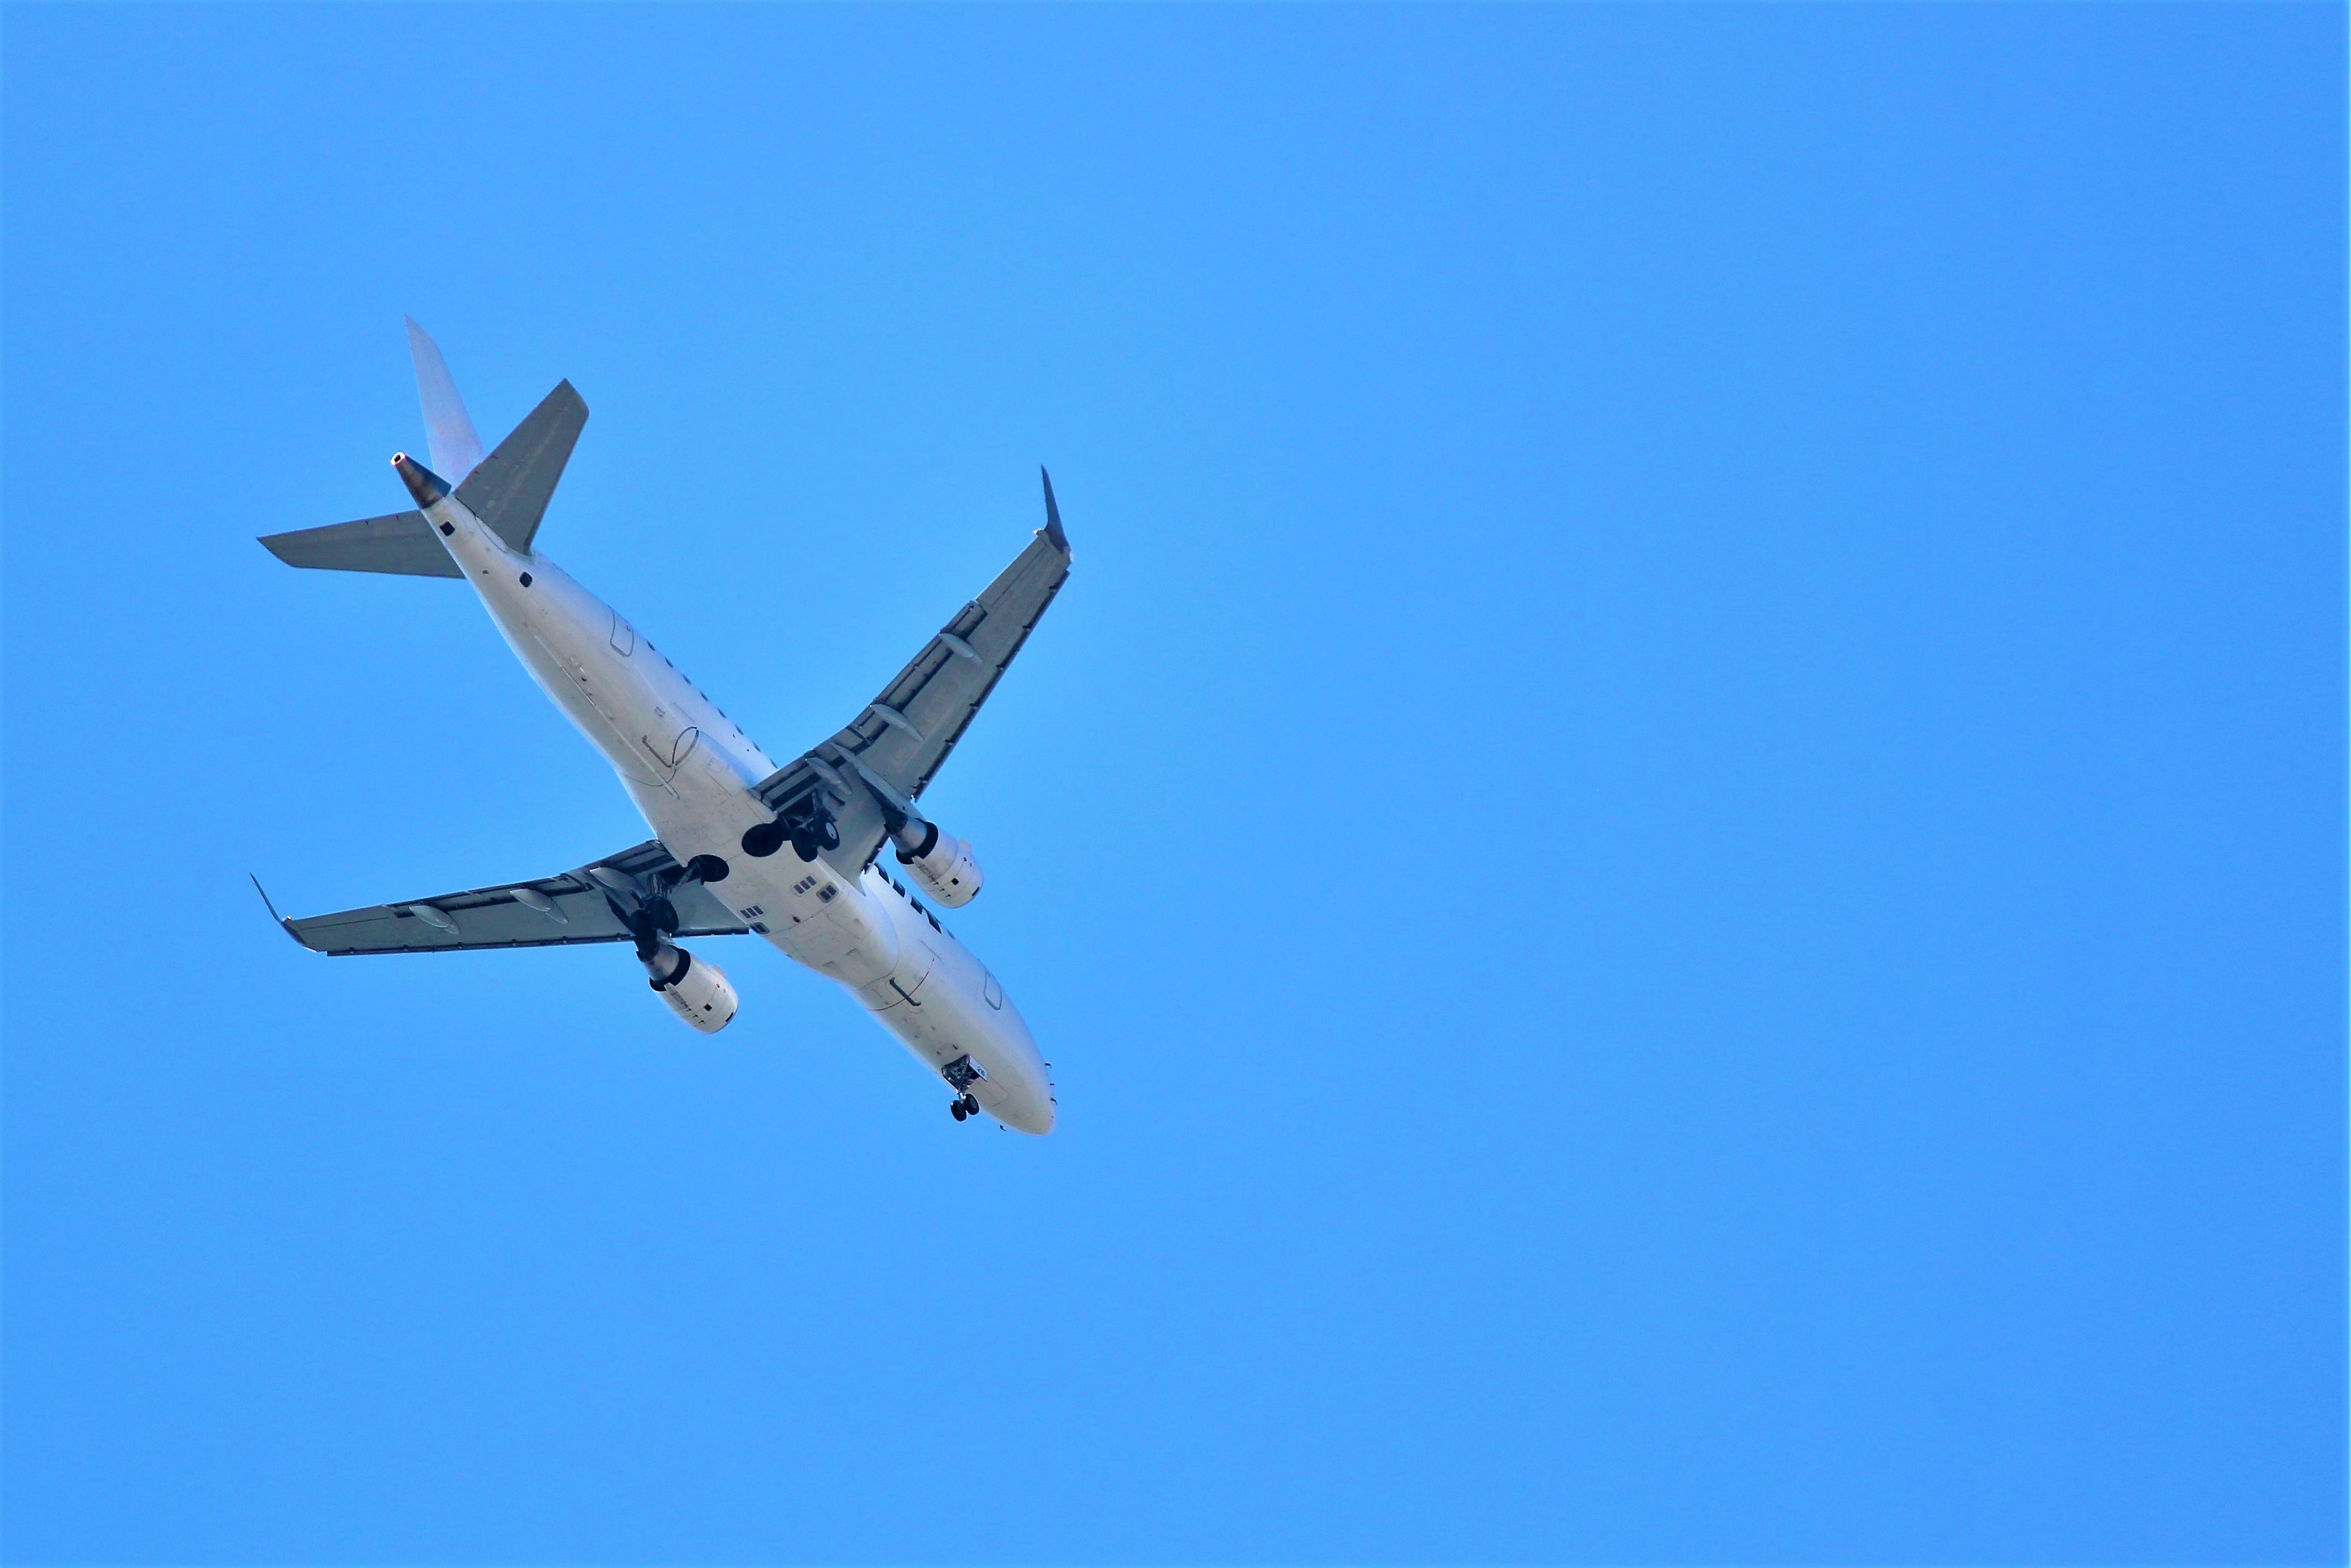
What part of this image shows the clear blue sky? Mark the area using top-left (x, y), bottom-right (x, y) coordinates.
top-left (4, 5), bottom-right (2342, 1562)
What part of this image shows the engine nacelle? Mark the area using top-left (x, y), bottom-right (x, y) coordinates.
top-left (890, 819), bottom-right (984, 907)
top-left (643, 943), bottom-right (738, 1033)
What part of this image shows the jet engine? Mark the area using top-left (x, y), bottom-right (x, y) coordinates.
top-left (642, 942), bottom-right (738, 1033)
top-left (889, 817), bottom-right (984, 907)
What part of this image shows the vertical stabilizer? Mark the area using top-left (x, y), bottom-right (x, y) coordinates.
top-left (405, 317), bottom-right (485, 484)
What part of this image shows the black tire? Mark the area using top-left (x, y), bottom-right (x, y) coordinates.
top-left (951, 1100), bottom-right (967, 1121)
top-left (961, 1093), bottom-right (980, 1117)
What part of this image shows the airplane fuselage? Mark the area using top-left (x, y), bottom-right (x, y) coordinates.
top-left (414, 482), bottom-right (1057, 1134)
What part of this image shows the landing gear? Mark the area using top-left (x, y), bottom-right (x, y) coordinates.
top-left (942, 1055), bottom-right (988, 1125)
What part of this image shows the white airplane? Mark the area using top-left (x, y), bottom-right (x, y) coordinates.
top-left (256, 322), bottom-right (1069, 1133)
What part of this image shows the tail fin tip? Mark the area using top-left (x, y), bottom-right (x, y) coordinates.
top-left (404, 317), bottom-right (486, 484)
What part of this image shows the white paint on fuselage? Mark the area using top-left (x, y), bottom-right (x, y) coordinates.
top-left (418, 488), bottom-right (1056, 1134)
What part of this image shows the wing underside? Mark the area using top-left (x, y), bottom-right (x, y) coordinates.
top-left (279, 480), bottom-right (1071, 945)
top-left (751, 495), bottom-right (1072, 879)
top-left (280, 839), bottom-right (747, 956)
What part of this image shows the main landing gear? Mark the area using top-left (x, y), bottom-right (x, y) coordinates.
top-left (942, 1053), bottom-right (987, 1125)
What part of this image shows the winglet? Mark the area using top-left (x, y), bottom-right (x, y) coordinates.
top-left (250, 874), bottom-right (316, 951)
top-left (1040, 467), bottom-right (1069, 554)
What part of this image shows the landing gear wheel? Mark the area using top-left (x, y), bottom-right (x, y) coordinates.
top-left (951, 1100), bottom-right (968, 1121)
top-left (959, 1093), bottom-right (980, 1118)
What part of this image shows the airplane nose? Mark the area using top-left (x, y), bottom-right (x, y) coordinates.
top-left (999, 1094), bottom-right (1056, 1136)
top-left (392, 451), bottom-right (450, 506)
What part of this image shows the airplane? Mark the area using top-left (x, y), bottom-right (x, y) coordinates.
top-left (255, 321), bottom-right (1069, 1133)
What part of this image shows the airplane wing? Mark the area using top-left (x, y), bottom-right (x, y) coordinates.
top-left (271, 839), bottom-right (748, 956)
top-left (749, 471), bottom-right (1074, 877)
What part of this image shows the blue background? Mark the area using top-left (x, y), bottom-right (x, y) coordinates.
top-left (4, 6), bottom-right (2343, 1562)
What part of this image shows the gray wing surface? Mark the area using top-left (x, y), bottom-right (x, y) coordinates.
top-left (751, 480), bottom-right (1073, 878)
top-left (259, 510), bottom-right (461, 579)
top-left (280, 839), bottom-right (747, 956)
top-left (452, 380), bottom-right (587, 555)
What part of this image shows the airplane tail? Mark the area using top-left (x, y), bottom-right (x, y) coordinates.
top-left (452, 377), bottom-right (587, 555)
top-left (259, 323), bottom-right (589, 577)
top-left (407, 318), bottom-right (486, 483)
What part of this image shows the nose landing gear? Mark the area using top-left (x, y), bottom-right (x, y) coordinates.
top-left (942, 1054), bottom-right (987, 1125)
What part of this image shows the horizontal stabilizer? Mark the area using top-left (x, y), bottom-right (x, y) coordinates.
top-left (258, 510), bottom-right (460, 579)
top-left (454, 380), bottom-right (587, 555)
